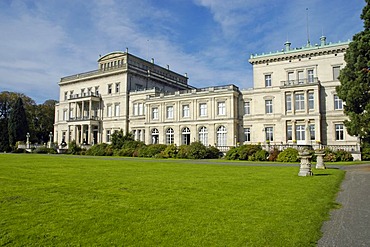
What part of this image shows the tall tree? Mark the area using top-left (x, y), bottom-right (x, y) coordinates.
top-left (34, 99), bottom-right (57, 143)
top-left (8, 97), bottom-right (29, 147)
top-left (0, 101), bottom-right (10, 151)
top-left (337, 0), bottom-right (370, 139)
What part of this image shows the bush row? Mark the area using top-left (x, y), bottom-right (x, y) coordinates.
top-left (84, 141), bottom-right (220, 159)
top-left (225, 145), bottom-right (353, 162)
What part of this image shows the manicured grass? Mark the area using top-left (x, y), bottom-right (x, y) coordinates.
top-left (0, 154), bottom-right (344, 246)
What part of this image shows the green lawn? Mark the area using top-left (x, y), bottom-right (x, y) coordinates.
top-left (0, 154), bottom-right (344, 246)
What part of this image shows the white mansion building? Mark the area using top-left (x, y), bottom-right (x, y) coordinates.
top-left (54, 36), bottom-right (360, 157)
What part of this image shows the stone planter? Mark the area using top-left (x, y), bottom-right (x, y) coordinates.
top-left (315, 149), bottom-right (326, 169)
top-left (298, 150), bottom-right (313, 176)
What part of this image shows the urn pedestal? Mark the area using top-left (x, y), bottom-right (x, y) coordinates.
top-left (298, 151), bottom-right (313, 176)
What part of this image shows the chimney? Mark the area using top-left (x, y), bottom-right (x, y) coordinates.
top-left (320, 36), bottom-right (326, 46)
top-left (167, 64), bottom-right (170, 70)
top-left (284, 41), bottom-right (291, 51)
top-left (151, 58), bottom-right (154, 64)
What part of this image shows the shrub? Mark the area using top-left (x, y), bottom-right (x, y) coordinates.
top-left (268, 148), bottom-right (281, 161)
top-left (33, 147), bottom-right (57, 154)
top-left (68, 140), bottom-right (82, 155)
top-left (361, 147), bottom-right (370, 160)
top-left (187, 142), bottom-right (208, 159)
top-left (277, 148), bottom-right (299, 162)
top-left (335, 150), bottom-right (353, 161)
top-left (225, 147), bottom-right (239, 160)
top-left (176, 145), bottom-right (190, 159)
top-left (238, 145), bottom-right (262, 160)
top-left (324, 148), bottom-right (337, 162)
top-left (86, 143), bottom-right (111, 156)
top-left (206, 146), bottom-right (220, 159)
top-left (249, 149), bottom-right (269, 161)
top-left (138, 144), bottom-right (167, 158)
top-left (162, 145), bottom-right (177, 158)
top-left (114, 147), bottom-right (135, 157)
top-left (13, 148), bottom-right (26, 153)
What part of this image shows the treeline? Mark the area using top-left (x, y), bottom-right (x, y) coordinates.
top-left (0, 91), bottom-right (56, 152)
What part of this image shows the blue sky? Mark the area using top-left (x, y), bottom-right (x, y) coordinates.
top-left (0, 0), bottom-right (365, 103)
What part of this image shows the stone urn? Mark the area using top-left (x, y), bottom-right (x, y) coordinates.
top-left (315, 149), bottom-right (326, 169)
top-left (298, 150), bottom-right (313, 176)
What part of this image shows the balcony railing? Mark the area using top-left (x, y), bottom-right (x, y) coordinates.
top-left (67, 116), bottom-right (101, 122)
top-left (68, 93), bottom-right (101, 100)
top-left (281, 77), bottom-right (319, 87)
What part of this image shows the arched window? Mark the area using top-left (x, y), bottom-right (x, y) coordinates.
top-left (217, 126), bottom-right (227, 147)
top-left (199, 127), bottom-right (208, 146)
top-left (182, 127), bottom-right (191, 145)
top-left (151, 128), bottom-right (159, 144)
top-left (166, 128), bottom-right (174, 144)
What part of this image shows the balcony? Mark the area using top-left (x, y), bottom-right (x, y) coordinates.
top-left (68, 93), bottom-right (101, 102)
top-left (281, 77), bottom-right (319, 87)
top-left (67, 116), bottom-right (101, 122)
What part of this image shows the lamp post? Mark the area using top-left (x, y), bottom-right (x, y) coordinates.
top-left (48, 132), bottom-right (53, 149)
top-left (26, 132), bottom-right (30, 149)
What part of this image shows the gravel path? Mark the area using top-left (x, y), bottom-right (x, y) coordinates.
top-left (318, 164), bottom-right (370, 247)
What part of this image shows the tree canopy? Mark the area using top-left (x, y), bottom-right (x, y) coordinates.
top-left (337, 0), bottom-right (370, 139)
top-left (0, 91), bottom-right (57, 151)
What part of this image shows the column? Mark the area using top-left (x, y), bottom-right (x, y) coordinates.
top-left (82, 101), bottom-right (85, 119)
top-left (89, 99), bottom-right (92, 119)
top-left (305, 120), bottom-right (310, 145)
top-left (305, 90), bottom-right (309, 115)
top-left (292, 120), bottom-right (296, 142)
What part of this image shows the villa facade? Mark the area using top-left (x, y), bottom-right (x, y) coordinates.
top-left (54, 37), bottom-right (360, 158)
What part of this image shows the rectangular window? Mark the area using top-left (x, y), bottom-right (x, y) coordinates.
top-left (166, 106), bottom-right (174, 119)
top-left (296, 125), bottom-right (305, 141)
top-left (182, 105), bottom-right (190, 118)
top-left (152, 107), bottom-right (158, 120)
top-left (87, 87), bottom-right (92, 96)
top-left (69, 108), bottom-right (74, 118)
top-left (133, 104), bottom-right (138, 116)
top-left (95, 86), bottom-right (99, 96)
top-left (265, 74), bottom-right (272, 87)
top-left (64, 92), bottom-right (68, 101)
top-left (81, 88), bottom-right (85, 97)
top-left (286, 94), bottom-right (292, 112)
top-left (63, 110), bottom-right (68, 121)
top-left (309, 124), bottom-right (315, 140)
top-left (244, 101), bottom-right (250, 115)
top-left (115, 83), bottom-right (120, 93)
top-left (308, 92), bottom-right (314, 110)
top-left (265, 127), bottom-right (274, 141)
top-left (308, 69), bottom-right (314, 83)
top-left (70, 90), bottom-right (74, 99)
top-left (136, 84), bottom-right (143, 91)
top-left (138, 103), bottom-right (144, 115)
top-left (217, 102), bottom-right (226, 115)
top-left (108, 84), bottom-right (112, 94)
top-left (295, 93), bottom-right (305, 110)
top-left (115, 104), bottom-right (120, 117)
top-left (333, 66), bottom-right (341, 80)
top-left (298, 71), bottom-right (304, 84)
top-left (244, 128), bottom-right (251, 142)
top-left (287, 125), bottom-right (292, 141)
top-left (288, 72), bottom-right (295, 84)
top-left (106, 130), bottom-right (111, 142)
top-left (265, 100), bottom-right (273, 114)
top-left (107, 105), bottom-right (112, 117)
top-left (199, 103), bottom-right (207, 117)
top-left (335, 124), bottom-right (344, 140)
top-left (334, 95), bottom-right (343, 110)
